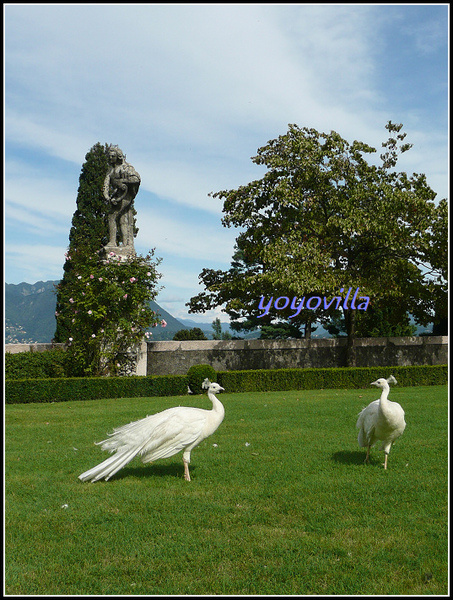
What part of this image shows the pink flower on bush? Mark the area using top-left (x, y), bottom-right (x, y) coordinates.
top-left (90, 274), bottom-right (94, 279)
top-left (130, 277), bottom-right (137, 283)
top-left (123, 294), bottom-right (128, 300)
top-left (99, 277), bottom-right (103, 282)
top-left (88, 310), bottom-right (92, 315)
top-left (161, 320), bottom-right (167, 328)
top-left (69, 298), bottom-right (74, 303)
top-left (91, 334), bottom-right (96, 338)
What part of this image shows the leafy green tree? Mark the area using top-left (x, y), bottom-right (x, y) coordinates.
top-left (417, 196), bottom-right (448, 334)
top-left (188, 239), bottom-right (321, 339)
top-left (173, 328), bottom-right (207, 341)
top-left (326, 306), bottom-right (416, 338)
top-left (260, 322), bottom-right (306, 339)
top-left (54, 143), bottom-right (110, 343)
top-left (211, 317), bottom-right (232, 340)
top-left (54, 143), bottom-right (163, 376)
top-left (211, 318), bottom-right (222, 340)
top-left (188, 123), bottom-right (447, 364)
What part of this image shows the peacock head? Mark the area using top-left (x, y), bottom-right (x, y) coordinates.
top-left (209, 382), bottom-right (225, 394)
top-left (371, 375), bottom-right (397, 389)
top-left (370, 378), bottom-right (388, 388)
top-left (202, 379), bottom-right (225, 394)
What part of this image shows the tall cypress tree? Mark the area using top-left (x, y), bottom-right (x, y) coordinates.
top-left (54, 143), bottom-right (109, 342)
top-left (68, 142), bottom-right (110, 250)
top-left (54, 143), bottom-right (162, 376)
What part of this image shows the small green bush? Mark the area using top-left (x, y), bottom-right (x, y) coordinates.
top-left (187, 364), bottom-right (217, 394)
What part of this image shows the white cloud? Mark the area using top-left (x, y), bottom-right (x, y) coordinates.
top-left (5, 244), bottom-right (68, 284)
top-left (5, 203), bottom-right (68, 239)
top-left (135, 209), bottom-right (237, 265)
top-left (5, 5), bottom-right (384, 159)
top-left (134, 159), bottom-right (228, 215)
top-left (5, 113), bottom-right (94, 165)
top-left (5, 172), bottom-right (75, 221)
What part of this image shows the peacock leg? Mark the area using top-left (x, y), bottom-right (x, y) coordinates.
top-left (183, 460), bottom-right (191, 481)
top-left (383, 454), bottom-right (388, 470)
top-left (365, 446), bottom-right (371, 464)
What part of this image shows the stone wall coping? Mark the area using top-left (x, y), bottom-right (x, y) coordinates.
top-left (5, 336), bottom-right (447, 355)
top-left (5, 343), bottom-right (66, 354)
top-left (145, 336), bottom-right (447, 352)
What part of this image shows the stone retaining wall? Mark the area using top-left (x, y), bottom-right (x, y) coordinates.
top-left (5, 336), bottom-right (448, 377)
top-left (145, 336), bottom-right (448, 376)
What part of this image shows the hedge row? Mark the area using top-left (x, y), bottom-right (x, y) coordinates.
top-left (5, 375), bottom-right (188, 404)
top-left (5, 364), bottom-right (447, 404)
top-left (215, 364), bottom-right (448, 393)
top-left (5, 348), bottom-right (67, 380)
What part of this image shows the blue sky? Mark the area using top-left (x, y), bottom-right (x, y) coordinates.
top-left (4, 4), bottom-right (448, 324)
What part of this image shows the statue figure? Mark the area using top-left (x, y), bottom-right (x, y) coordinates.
top-left (103, 145), bottom-right (141, 252)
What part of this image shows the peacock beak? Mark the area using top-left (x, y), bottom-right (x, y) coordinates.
top-left (370, 381), bottom-right (379, 386)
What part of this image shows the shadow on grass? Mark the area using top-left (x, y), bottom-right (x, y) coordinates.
top-left (112, 462), bottom-right (193, 480)
top-left (331, 450), bottom-right (370, 466)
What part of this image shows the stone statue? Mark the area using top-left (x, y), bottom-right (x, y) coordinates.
top-left (103, 145), bottom-right (141, 254)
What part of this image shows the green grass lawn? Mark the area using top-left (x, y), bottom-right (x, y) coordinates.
top-left (5, 385), bottom-right (448, 595)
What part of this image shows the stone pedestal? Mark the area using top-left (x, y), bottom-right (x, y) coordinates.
top-left (104, 245), bottom-right (136, 262)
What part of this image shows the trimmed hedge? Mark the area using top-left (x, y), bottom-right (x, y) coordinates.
top-left (5, 365), bottom-right (447, 404)
top-left (5, 375), bottom-right (188, 404)
top-left (215, 365), bottom-right (448, 393)
top-left (5, 348), bottom-right (67, 380)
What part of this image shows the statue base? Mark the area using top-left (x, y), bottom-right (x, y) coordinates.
top-left (103, 245), bottom-right (136, 262)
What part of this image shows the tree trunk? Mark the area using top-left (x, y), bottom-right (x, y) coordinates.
top-left (344, 309), bottom-right (357, 367)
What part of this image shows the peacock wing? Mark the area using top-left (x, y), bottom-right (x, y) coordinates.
top-left (96, 411), bottom-right (172, 453)
top-left (138, 407), bottom-right (208, 463)
top-left (356, 400), bottom-right (379, 447)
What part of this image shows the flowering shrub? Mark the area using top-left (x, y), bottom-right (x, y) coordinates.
top-left (56, 248), bottom-right (163, 376)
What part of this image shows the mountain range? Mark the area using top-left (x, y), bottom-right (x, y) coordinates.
top-left (4, 280), bottom-right (226, 344)
top-left (4, 280), bottom-right (433, 344)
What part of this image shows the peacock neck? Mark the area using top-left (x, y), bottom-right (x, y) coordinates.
top-left (378, 385), bottom-right (392, 415)
top-left (208, 392), bottom-right (225, 417)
